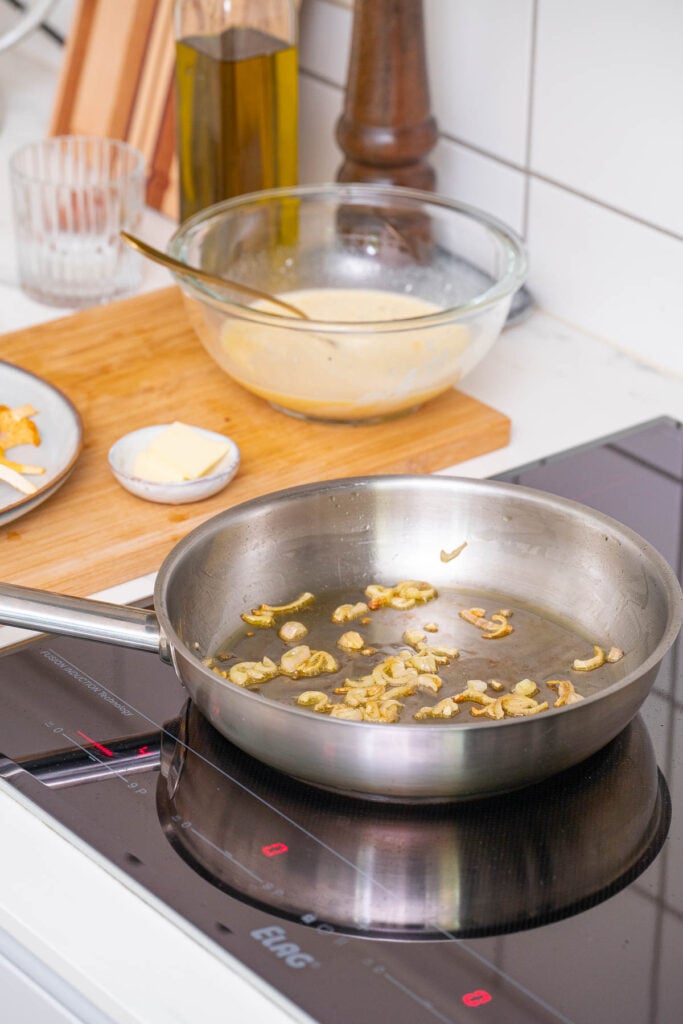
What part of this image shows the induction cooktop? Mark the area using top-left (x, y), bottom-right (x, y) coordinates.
top-left (1, 417), bottom-right (681, 1024)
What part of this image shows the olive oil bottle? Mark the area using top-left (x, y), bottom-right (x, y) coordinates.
top-left (175, 1), bottom-right (298, 221)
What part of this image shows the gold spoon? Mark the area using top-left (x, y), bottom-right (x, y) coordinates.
top-left (120, 231), bottom-right (308, 320)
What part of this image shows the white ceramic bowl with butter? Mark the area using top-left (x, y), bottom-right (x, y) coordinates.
top-left (108, 424), bottom-right (240, 504)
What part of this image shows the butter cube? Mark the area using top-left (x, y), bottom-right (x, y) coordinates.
top-left (133, 449), bottom-right (185, 483)
top-left (133, 422), bottom-right (229, 482)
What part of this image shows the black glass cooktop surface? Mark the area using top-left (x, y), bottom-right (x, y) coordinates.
top-left (1, 417), bottom-right (682, 1024)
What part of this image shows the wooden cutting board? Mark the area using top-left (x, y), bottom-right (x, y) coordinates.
top-left (0, 286), bottom-right (509, 596)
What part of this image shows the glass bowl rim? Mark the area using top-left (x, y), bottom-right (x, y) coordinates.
top-left (167, 182), bottom-right (528, 332)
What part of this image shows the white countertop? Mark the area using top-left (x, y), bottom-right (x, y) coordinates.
top-left (1, 23), bottom-right (683, 1024)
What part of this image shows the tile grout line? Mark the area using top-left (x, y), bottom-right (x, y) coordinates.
top-left (522, 0), bottom-right (540, 241)
top-left (524, 171), bottom-right (683, 244)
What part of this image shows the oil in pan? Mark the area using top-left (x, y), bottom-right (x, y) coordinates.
top-left (206, 585), bottom-right (628, 724)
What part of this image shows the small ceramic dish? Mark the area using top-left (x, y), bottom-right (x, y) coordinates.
top-left (108, 424), bottom-right (240, 505)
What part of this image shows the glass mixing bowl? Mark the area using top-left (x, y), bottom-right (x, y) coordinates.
top-left (167, 183), bottom-right (527, 423)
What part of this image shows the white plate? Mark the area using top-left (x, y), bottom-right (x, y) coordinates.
top-left (0, 361), bottom-right (83, 527)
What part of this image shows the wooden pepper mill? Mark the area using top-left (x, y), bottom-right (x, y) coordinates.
top-left (335, 0), bottom-right (437, 190)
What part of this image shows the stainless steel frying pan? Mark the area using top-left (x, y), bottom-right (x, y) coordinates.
top-left (0, 476), bottom-right (680, 802)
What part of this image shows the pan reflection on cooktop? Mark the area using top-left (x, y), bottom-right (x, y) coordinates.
top-left (157, 700), bottom-right (670, 941)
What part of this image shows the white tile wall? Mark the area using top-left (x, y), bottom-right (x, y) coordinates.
top-left (298, 0), bottom-right (683, 377)
top-left (532, 0), bottom-right (683, 237)
top-left (298, 0), bottom-right (351, 87)
top-left (527, 177), bottom-right (683, 376)
top-left (298, 75), bottom-right (344, 183)
top-left (298, 0), bottom-right (350, 182)
top-left (423, 0), bottom-right (534, 167)
top-left (432, 136), bottom-right (526, 235)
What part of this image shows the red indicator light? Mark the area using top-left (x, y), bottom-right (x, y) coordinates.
top-left (262, 842), bottom-right (289, 857)
top-left (77, 730), bottom-right (114, 757)
top-left (462, 990), bottom-right (492, 1008)
top-left (138, 746), bottom-right (149, 756)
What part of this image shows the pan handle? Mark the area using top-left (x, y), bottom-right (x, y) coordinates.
top-left (0, 583), bottom-right (171, 662)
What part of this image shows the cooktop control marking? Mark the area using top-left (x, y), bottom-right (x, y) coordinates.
top-left (462, 990), bottom-right (493, 1008)
top-left (261, 842), bottom-right (289, 857)
top-left (185, 824), bottom-right (265, 884)
top-left (360, 959), bottom-right (457, 1024)
top-left (76, 730), bottom-right (114, 757)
